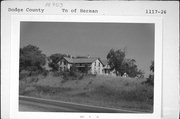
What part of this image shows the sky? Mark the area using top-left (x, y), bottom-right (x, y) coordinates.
top-left (20, 22), bottom-right (154, 77)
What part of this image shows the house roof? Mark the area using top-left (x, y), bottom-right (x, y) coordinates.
top-left (64, 57), bottom-right (73, 63)
top-left (63, 57), bottom-right (99, 64)
top-left (101, 59), bottom-right (108, 66)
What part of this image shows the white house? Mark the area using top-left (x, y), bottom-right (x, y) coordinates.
top-left (58, 56), bottom-right (112, 75)
top-left (101, 60), bottom-right (116, 76)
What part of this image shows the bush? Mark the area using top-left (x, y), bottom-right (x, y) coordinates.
top-left (69, 65), bottom-right (77, 76)
top-left (52, 71), bottom-right (62, 77)
top-left (19, 71), bottom-right (29, 80)
top-left (62, 70), bottom-right (84, 81)
top-left (26, 77), bottom-right (39, 83)
top-left (143, 74), bottom-right (154, 86)
top-left (19, 80), bottom-right (28, 95)
top-left (62, 71), bottom-right (69, 80)
top-left (86, 73), bottom-right (97, 77)
top-left (41, 69), bottom-right (49, 77)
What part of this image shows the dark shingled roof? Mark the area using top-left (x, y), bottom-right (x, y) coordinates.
top-left (64, 57), bottom-right (73, 63)
top-left (64, 57), bottom-right (98, 64)
top-left (101, 59), bottom-right (108, 66)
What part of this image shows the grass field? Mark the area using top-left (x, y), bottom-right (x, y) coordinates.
top-left (19, 74), bottom-right (153, 112)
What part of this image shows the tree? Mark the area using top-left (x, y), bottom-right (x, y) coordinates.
top-left (150, 61), bottom-right (154, 72)
top-left (20, 45), bottom-right (46, 74)
top-left (145, 61), bottom-right (154, 85)
top-left (123, 59), bottom-right (144, 78)
top-left (107, 48), bottom-right (144, 77)
top-left (84, 64), bottom-right (90, 74)
top-left (48, 53), bottom-right (67, 71)
top-left (107, 48), bottom-right (126, 76)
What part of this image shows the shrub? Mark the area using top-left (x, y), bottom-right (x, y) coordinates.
top-left (19, 71), bottom-right (29, 80)
top-left (86, 73), bottom-right (97, 77)
top-left (19, 80), bottom-right (28, 95)
top-left (61, 70), bottom-right (84, 81)
top-left (62, 71), bottom-right (69, 80)
top-left (69, 65), bottom-right (77, 76)
top-left (52, 71), bottom-right (62, 77)
top-left (143, 74), bottom-right (154, 86)
top-left (41, 69), bottom-right (49, 77)
top-left (143, 61), bottom-right (154, 86)
top-left (26, 77), bottom-right (39, 83)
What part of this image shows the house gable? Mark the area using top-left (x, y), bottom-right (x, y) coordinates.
top-left (58, 56), bottom-right (115, 75)
top-left (91, 58), bottom-right (104, 74)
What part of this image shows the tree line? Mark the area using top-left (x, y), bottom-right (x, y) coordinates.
top-left (107, 48), bottom-right (144, 77)
top-left (20, 44), bottom-right (153, 82)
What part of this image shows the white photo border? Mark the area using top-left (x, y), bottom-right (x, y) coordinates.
top-left (10, 15), bottom-right (162, 119)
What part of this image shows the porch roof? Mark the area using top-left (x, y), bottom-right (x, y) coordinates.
top-left (64, 57), bottom-right (98, 64)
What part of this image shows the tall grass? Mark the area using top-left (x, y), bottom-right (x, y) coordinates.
top-left (19, 74), bottom-right (153, 112)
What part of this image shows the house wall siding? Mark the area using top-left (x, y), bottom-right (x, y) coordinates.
top-left (91, 62), bottom-right (95, 74)
top-left (58, 57), bottom-right (113, 76)
top-left (91, 59), bottom-right (103, 75)
top-left (67, 63), bottom-right (72, 69)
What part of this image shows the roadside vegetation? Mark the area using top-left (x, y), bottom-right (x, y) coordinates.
top-left (19, 74), bottom-right (153, 112)
top-left (19, 44), bottom-right (154, 112)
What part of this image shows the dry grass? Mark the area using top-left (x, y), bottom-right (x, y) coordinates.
top-left (19, 74), bottom-right (153, 112)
